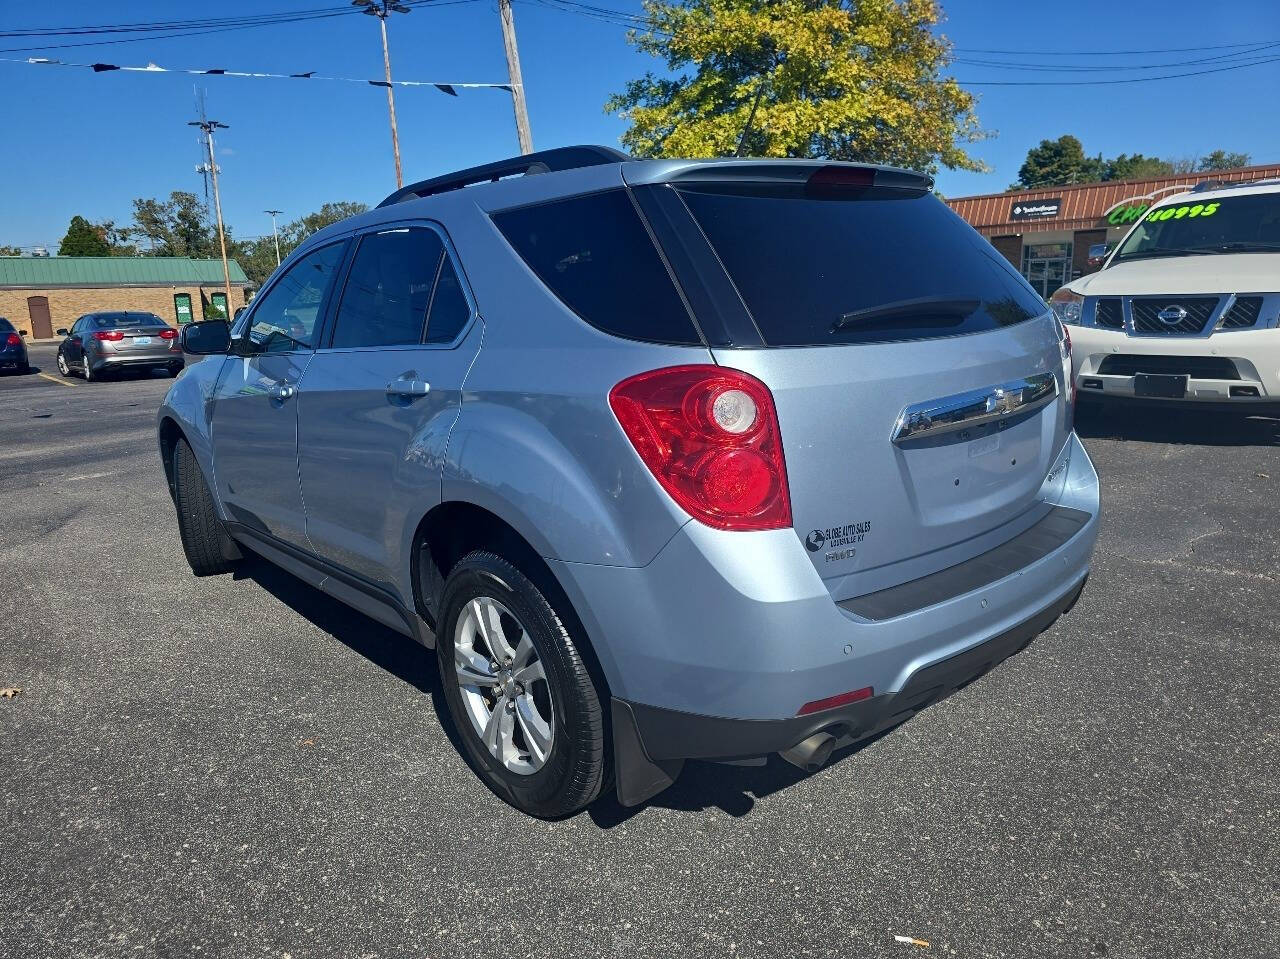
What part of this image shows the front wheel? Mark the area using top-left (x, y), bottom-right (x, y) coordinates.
top-left (436, 551), bottom-right (607, 818)
top-left (56, 352), bottom-right (71, 377)
top-left (172, 438), bottom-right (241, 576)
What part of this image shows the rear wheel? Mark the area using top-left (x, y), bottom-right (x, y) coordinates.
top-left (436, 551), bottom-right (607, 818)
top-left (173, 438), bottom-right (241, 576)
top-left (82, 358), bottom-right (93, 382)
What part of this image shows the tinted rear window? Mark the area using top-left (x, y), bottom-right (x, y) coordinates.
top-left (492, 189), bottom-right (699, 345)
top-left (92, 313), bottom-right (166, 329)
top-left (678, 188), bottom-right (1047, 346)
top-left (0, 318), bottom-right (13, 332)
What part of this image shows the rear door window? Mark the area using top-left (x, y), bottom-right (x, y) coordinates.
top-left (676, 187), bottom-right (1047, 346)
top-left (331, 228), bottom-right (443, 349)
top-left (492, 189), bottom-right (699, 345)
top-left (425, 257), bottom-right (471, 344)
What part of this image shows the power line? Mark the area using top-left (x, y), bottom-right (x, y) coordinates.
top-left (0, 1), bottom-right (476, 54)
top-left (959, 54), bottom-right (1280, 86)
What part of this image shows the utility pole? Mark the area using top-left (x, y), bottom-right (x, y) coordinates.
top-left (264, 209), bottom-right (283, 266)
top-left (188, 118), bottom-right (235, 321)
top-left (497, 0), bottom-right (533, 154)
top-left (354, 0), bottom-right (411, 188)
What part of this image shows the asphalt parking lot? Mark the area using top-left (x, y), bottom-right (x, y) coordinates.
top-left (1, 342), bottom-right (1277, 958)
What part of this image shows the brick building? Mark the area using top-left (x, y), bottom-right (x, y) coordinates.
top-left (945, 163), bottom-right (1280, 299)
top-left (0, 257), bottom-right (252, 340)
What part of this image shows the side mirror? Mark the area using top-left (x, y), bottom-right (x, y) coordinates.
top-left (234, 306), bottom-right (246, 320)
top-left (181, 320), bottom-right (232, 355)
top-left (19, 330), bottom-right (27, 337)
top-left (56, 328), bottom-right (68, 336)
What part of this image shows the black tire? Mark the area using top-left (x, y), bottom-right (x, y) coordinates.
top-left (173, 438), bottom-right (241, 576)
top-left (436, 551), bottom-right (607, 818)
top-left (17, 360), bottom-right (30, 375)
top-left (167, 364), bottom-right (183, 378)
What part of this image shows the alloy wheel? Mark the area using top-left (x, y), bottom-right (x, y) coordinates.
top-left (57, 352), bottom-right (68, 375)
top-left (452, 595), bottom-right (554, 775)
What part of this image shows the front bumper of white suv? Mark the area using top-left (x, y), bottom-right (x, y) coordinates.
top-left (1068, 293), bottom-right (1280, 410)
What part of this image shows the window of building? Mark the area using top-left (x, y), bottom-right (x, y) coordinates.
top-left (173, 293), bottom-right (193, 325)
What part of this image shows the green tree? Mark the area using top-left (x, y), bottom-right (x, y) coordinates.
top-left (1101, 153), bottom-right (1173, 181)
top-left (1011, 135), bottom-right (1103, 189)
top-left (1198, 150), bottom-right (1251, 172)
top-left (58, 215), bottom-right (111, 256)
top-left (0, 245), bottom-right (22, 256)
top-left (232, 202), bottom-right (369, 287)
top-left (128, 192), bottom-right (220, 257)
top-left (606, 0), bottom-right (987, 173)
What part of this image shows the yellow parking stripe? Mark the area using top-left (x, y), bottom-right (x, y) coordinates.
top-left (36, 371), bottom-right (76, 387)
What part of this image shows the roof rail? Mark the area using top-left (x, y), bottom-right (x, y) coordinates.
top-left (377, 144), bottom-right (631, 208)
top-left (1190, 175), bottom-right (1280, 193)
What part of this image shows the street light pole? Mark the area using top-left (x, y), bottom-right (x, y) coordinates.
top-left (265, 209), bottom-right (283, 266)
top-left (188, 119), bottom-right (234, 320)
top-left (354, 0), bottom-right (411, 188)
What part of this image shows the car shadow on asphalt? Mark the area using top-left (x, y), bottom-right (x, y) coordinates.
top-left (232, 554), bottom-right (438, 696)
top-left (233, 552), bottom-right (892, 825)
top-left (1075, 401), bottom-right (1280, 446)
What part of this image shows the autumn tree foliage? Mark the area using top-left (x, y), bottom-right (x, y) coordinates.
top-left (606, 0), bottom-right (987, 173)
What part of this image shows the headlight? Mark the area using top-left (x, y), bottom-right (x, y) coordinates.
top-left (1049, 288), bottom-right (1085, 325)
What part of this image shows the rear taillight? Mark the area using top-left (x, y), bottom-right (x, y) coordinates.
top-left (4, 333), bottom-right (19, 347)
top-left (158, 328), bottom-right (178, 340)
top-left (93, 330), bottom-right (124, 341)
top-left (609, 365), bottom-right (792, 532)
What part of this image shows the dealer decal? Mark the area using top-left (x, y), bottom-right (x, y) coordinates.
top-left (805, 520), bottom-right (872, 561)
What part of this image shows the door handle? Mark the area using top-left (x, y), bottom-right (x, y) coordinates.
top-left (386, 374), bottom-right (430, 398)
top-left (271, 383), bottom-right (297, 401)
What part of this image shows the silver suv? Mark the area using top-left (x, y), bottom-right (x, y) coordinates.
top-left (159, 146), bottom-right (1099, 818)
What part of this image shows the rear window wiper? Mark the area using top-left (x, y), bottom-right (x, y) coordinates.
top-left (834, 296), bottom-right (981, 331)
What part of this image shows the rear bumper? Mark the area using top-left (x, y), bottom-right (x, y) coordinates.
top-left (612, 574), bottom-right (1087, 803)
top-left (91, 351), bottom-right (183, 371)
top-left (1072, 324), bottom-right (1280, 409)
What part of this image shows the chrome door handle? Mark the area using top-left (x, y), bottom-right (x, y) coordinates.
top-left (271, 383), bottom-right (296, 401)
top-left (386, 375), bottom-right (430, 398)
top-left (892, 373), bottom-right (1058, 444)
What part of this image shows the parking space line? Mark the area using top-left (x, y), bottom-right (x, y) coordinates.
top-left (36, 372), bottom-right (76, 387)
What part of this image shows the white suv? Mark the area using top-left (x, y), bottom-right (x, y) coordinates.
top-left (1051, 179), bottom-right (1280, 412)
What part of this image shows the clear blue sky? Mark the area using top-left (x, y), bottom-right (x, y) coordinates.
top-left (1, 0), bottom-right (1277, 249)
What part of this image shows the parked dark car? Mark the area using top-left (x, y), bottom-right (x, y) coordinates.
top-left (0, 317), bottom-right (30, 374)
top-left (56, 312), bottom-right (183, 381)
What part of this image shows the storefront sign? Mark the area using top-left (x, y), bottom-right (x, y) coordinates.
top-left (1010, 198), bottom-right (1062, 220)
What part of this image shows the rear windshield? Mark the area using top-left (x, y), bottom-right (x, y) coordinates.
top-left (492, 189), bottom-right (700, 345)
top-left (1113, 192), bottom-right (1280, 261)
top-left (91, 313), bottom-right (166, 329)
top-left (0, 318), bottom-right (13, 332)
top-left (677, 188), bottom-right (1047, 346)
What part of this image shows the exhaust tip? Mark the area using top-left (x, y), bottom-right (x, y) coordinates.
top-left (779, 731), bottom-right (836, 773)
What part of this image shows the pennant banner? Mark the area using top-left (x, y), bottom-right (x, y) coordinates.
top-left (3, 56), bottom-right (513, 94)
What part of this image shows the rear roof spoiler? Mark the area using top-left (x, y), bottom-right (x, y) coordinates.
top-left (377, 145), bottom-right (631, 207)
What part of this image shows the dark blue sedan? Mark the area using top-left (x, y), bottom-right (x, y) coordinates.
top-left (0, 316), bottom-right (30, 374)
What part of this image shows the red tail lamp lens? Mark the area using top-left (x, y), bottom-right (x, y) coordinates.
top-left (797, 686), bottom-right (874, 717)
top-left (609, 365), bottom-right (792, 531)
top-left (4, 333), bottom-right (20, 347)
top-left (92, 330), bottom-right (124, 341)
top-left (159, 328), bottom-right (179, 340)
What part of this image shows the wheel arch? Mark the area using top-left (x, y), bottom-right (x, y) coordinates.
top-left (411, 500), bottom-right (616, 699)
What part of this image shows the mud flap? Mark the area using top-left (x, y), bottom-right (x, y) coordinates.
top-left (611, 699), bottom-right (684, 807)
